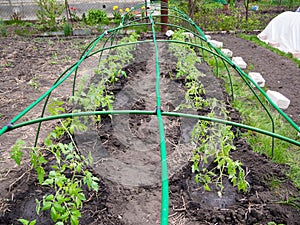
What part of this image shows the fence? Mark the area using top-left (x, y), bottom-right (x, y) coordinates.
top-left (0, 0), bottom-right (144, 21)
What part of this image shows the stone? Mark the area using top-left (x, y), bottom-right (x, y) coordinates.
top-left (205, 34), bottom-right (211, 40)
top-left (267, 90), bottom-right (290, 109)
top-left (183, 32), bottom-right (194, 39)
top-left (257, 33), bottom-right (268, 40)
top-left (232, 57), bottom-right (247, 69)
top-left (268, 41), bottom-right (280, 47)
top-left (290, 51), bottom-right (300, 58)
top-left (73, 29), bottom-right (91, 36)
top-left (221, 48), bottom-right (233, 57)
top-left (249, 72), bottom-right (265, 87)
top-left (210, 40), bottom-right (223, 48)
top-left (165, 30), bottom-right (174, 37)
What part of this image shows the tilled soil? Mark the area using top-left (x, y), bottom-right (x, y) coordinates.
top-left (0, 33), bottom-right (299, 225)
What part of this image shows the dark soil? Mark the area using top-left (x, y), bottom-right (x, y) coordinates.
top-left (0, 31), bottom-right (300, 225)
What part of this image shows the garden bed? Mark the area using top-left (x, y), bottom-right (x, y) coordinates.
top-left (0, 31), bottom-right (300, 225)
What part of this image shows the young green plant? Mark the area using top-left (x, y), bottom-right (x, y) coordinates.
top-left (170, 29), bottom-right (248, 193)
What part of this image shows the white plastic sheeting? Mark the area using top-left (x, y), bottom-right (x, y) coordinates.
top-left (257, 11), bottom-right (300, 55)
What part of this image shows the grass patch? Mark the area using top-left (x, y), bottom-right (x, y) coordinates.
top-left (231, 75), bottom-right (300, 187)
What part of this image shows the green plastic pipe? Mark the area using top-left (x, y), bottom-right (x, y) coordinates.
top-left (149, 13), bottom-right (169, 225)
top-left (6, 110), bottom-right (300, 147)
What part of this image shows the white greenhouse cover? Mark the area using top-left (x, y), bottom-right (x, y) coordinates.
top-left (257, 11), bottom-right (300, 54)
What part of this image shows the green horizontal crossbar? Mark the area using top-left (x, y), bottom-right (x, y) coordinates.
top-left (5, 110), bottom-right (300, 147)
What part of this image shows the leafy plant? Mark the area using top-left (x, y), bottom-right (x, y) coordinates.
top-left (70, 33), bottom-right (138, 115)
top-left (35, 0), bottom-right (65, 30)
top-left (85, 9), bottom-right (109, 26)
top-left (10, 95), bottom-right (98, 224)
top-left (11, 118), bottom-right (97, 224)
top-left (207, 35), bottom-right (300, 189)
top-left (267, 222), bottom-right (284, 225)
top-left (10, 139), bottom-right (26, 166)
top-left (10, 34), bottom-right (141, 223)
top-left (169, 29), bottom-right (248, 194)
top-left (18, 219), bottom-right (37, 225)
top-left (191, 120), bottom-right (248, 193)
top-left (36, 141), bottom-right (98, 225)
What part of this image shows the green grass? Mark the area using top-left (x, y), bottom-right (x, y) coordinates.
top-left (255, 0), bottom-right (299, 8)
top-left (234, 36), bottom-right (300, 188)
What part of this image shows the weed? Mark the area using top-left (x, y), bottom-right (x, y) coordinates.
top-left (63, 22), bottom-right (72, 36)
top-left (112, 5), bottom-right (122, 23)
top-left (13, 27), bottom-right (35, 37)
top-left (1, 62), bottom-right (13, 68)
top-left (246, 63), bottom-right (255, 71)
top-left (275, 195), bottom-right (300, 211)
top-left (28, 77), bottom-right (40, 89)
top-left (50, 52), bottom-right (58, 65)
top-left (267, 175), bottom-right (284, 190)
top-left (0, 19), bottom-right (7, 37)
top-left (97, 24), bottom-right (105, 34)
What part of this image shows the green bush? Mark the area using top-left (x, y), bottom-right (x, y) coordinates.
top-left (86, 9), bottom-right (109, 26)
top-left (35, 0), bottom-right (65, 30)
